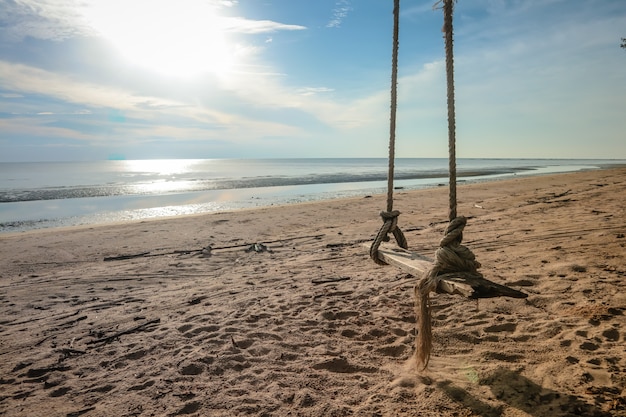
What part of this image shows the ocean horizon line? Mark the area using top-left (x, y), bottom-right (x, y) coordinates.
top-left (3, 156), bottom-right (626, 164)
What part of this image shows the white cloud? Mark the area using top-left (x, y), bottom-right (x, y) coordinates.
top-left (23, 110), bottom-right (92, 116)
top-left (0, 0), bottom-right (305, 42)
top-left (221, 17), bottom-right (306, 34)
top-left (296, 87), bottom-right (335, 96)
top-left (0, 61), bottom-right (181, 111)
top-left (0, 60), bottom-right (309, 148)
top-left (0, 0), bottom-right (88, 41)
top-left (327, 0), bottom-right (352, 28)
top-left (0, 118), bottom-right (96, 142)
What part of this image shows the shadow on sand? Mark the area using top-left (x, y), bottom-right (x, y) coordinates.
top-left (436, 367), bottom-right (612, 417)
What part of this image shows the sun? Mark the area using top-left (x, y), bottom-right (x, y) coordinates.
top-left (83, 0), bottom-right (237, 78)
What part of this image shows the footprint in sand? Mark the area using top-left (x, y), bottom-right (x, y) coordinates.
top-left (49, 386), bottom-right (71, 397)
top-left (123, 348), bottom-right (148, 360)
top-left (174, 400), bottom-right (202, 415)
top-left (358, 328), bottom-right (389, 341)
top-left (128, 379), bottom-right (155, 391)
top-left (484, 322), bottom-right (517, 333)
top-left (320, 310), bottom-right (359, 320)
top-left (340, 329), bottom-right (359, 338)
top-left (312, 357), bottom-right (377, 373)
top-left (288, 390), bottom-right (316, 408)
top-left (179, 362), bottom-right (204, 376)
top-left (180, 325), bottom-right (221, 339)
top-left (579, 341), bottom-right (600, 351)
top-left (376, 344), bottom-right (407, 358)
top-left (87, 384), bottom-right (114, 393)
top-left (232, 338), bottom-right (254, 349)
top-left (602, 327), bottom-right (619, 341)
top-left (177, 324), bottom-right (193, 333)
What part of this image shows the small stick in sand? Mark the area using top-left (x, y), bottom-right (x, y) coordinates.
top-left (86, 318), bottom-right (160, 346)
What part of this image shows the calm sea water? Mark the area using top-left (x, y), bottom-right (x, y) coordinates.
top-left (1, 158), bottom-right (623, 233)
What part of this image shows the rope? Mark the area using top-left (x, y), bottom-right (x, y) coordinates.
top-left (387, 0), bottom-right (400, 214)
top-left (370, 210), bottom-right (408, 265)
top-left (370, 0), bottom-right (408, 265)
top-left (443, 0), bottom-right (457, 221)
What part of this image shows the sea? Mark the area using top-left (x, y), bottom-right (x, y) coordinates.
top-left (1, 158), bottom-right (625, 234)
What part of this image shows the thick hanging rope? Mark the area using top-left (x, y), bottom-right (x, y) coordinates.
top-left (370, 0), bottom-right (408, 265)
top-left (414, 0), bottom-right (484, 370)
top-left (443, 0), bottom-right (458, 222)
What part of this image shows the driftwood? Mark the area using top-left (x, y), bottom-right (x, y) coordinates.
top-left (311, 276), bottom-right (351, 285)
top-left (103, 252), bottom-right (150, 261)
top-left (103, 234), bottom-right (325, 261)
top-left (86, 318), bottom-right (160, 346)
top-left (366, 242), bottom-right (527, 299)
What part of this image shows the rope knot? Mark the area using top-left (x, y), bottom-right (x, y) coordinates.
top-left (435, 216), bottom-right (481, 273)
top-left (380, 210), bottom-right (401, 239)
top-left (370, 210), bottom-right (408, 265)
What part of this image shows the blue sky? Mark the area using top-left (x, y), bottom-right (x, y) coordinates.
top-left (0, 0), bottom-right (625, 162)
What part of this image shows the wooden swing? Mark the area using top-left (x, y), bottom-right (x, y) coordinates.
top-left (368, 0), bottom-right (527, 369)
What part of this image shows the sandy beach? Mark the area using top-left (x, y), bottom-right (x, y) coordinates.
top-left (1, 167), bottom-right (625, 417)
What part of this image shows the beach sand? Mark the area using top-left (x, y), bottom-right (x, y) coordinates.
top-left (1, 168), bottom-right (625, 417)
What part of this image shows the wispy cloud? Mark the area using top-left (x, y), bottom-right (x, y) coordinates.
top-left (0, 117), bottom-right (97, 142)
top-left (29, 110), bottom-right (92, 116)
top-left (221, 17), bottom-right (306, 34)
top-left (0, 0), bottom-right (88, 41)
top-left (0, 59), bottom-right (313, 149)
top-left (0, 61), bottom-right (181, 111)
top-left (327, 0), bottom-right (352, 28)
top-left (296, 87), bottom-right (334, 96)
top-left (402, 1), bottom-right (438, 17)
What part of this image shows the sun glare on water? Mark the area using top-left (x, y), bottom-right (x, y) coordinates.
top-left (83, 0), bottom-right (237, 78)
top-left (122, 159), bottom-right (198, 176)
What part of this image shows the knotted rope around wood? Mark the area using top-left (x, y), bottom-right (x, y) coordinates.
top-left (414, 215), bottom-right (483, 369)
top-left (370, 210), bottom-right (408, 265)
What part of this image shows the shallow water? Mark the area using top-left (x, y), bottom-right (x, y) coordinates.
top-left (1, 158), bottom-right (623, 233)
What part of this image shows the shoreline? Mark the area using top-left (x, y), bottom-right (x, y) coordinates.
top-left (1, 163), bottom-right (622, 235)
top-left (1, 167), bottom-right (625, 416)
top-left (0, 166), bottom-right (604, 238)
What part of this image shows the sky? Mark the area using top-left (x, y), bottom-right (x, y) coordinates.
top-left (0, 0), bottom-right (625, 162)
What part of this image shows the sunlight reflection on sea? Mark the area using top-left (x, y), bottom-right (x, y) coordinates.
top-left (1, 159), bottom-right (623, 233)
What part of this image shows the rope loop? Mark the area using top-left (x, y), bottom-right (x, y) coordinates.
top-left (370, 210), bottom-right (408, 265)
